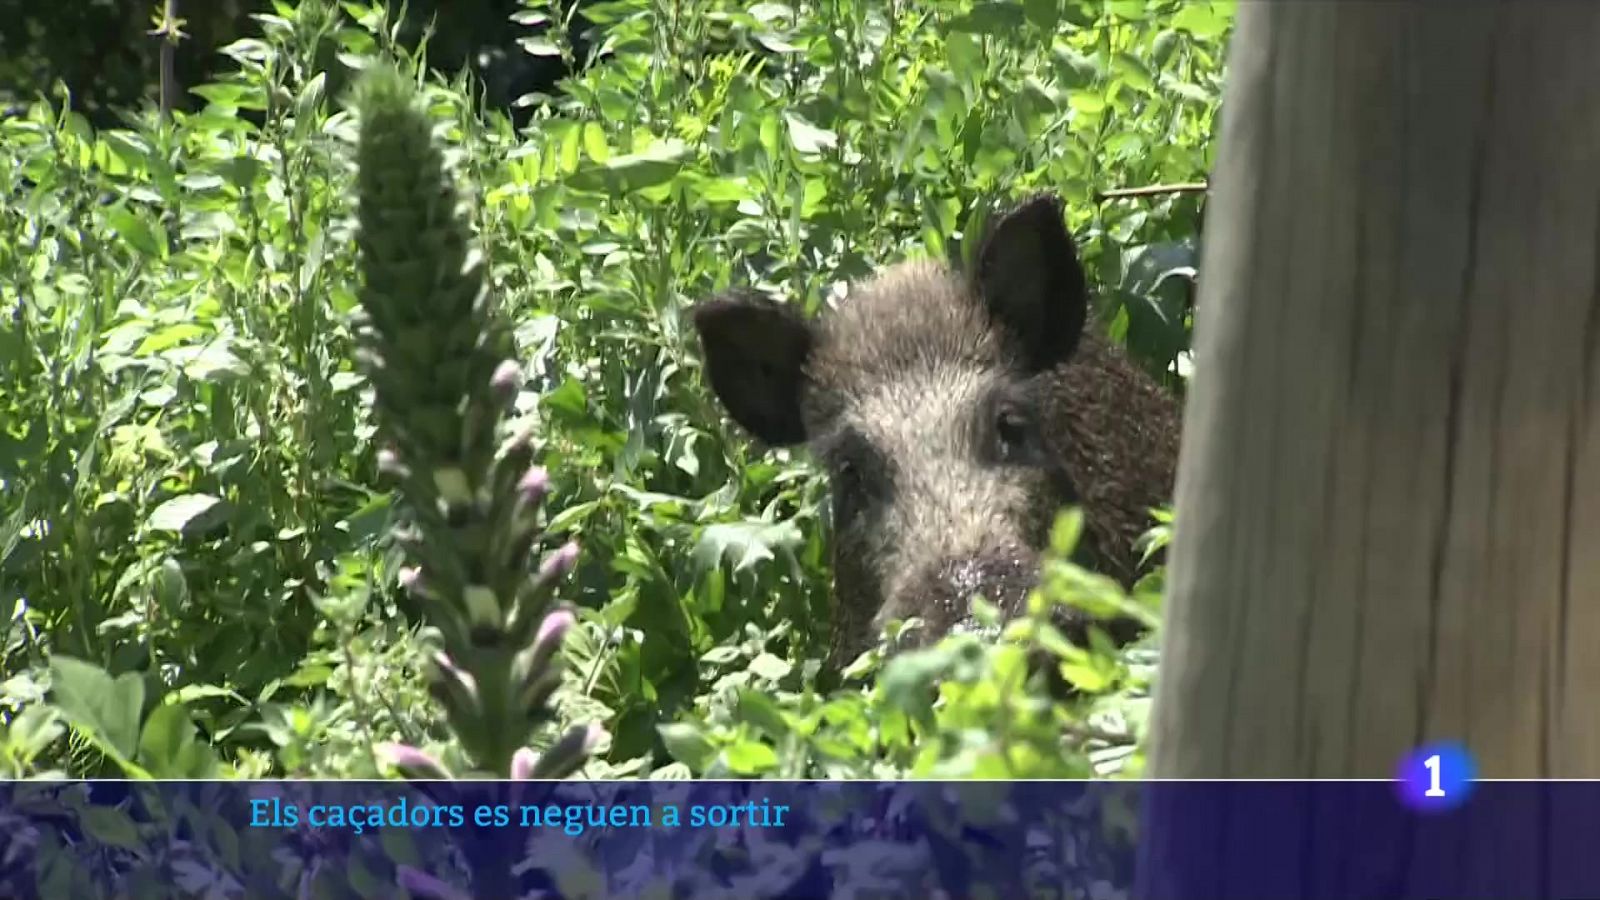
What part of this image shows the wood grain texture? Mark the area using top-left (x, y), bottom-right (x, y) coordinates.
top-left (1147, 0), bottom-right (1600, 780)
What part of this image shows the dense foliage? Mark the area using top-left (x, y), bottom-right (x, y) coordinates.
top-left (0, 0), bottom-right (1228, 788)
top-left (0, 0), bottom-right (582, 127)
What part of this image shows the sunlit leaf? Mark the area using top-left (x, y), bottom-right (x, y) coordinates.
top-left (146, 494), bottom-right (225, 535)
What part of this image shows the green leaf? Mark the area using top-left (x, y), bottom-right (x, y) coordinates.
top-left (657, 723), bottom-right (715, 770)
top-left (1172, 2), bottom-right (1230, 38)
top-left (694, 520), bottom-right (802, 574)
top-left (1161, 77), bottom-right (1215, 104)
top-left (1053, 47), bottom-right (1103, 87)
top-left (1024, 0), bottom-right (1061, 31)
top-left (784, 113), bottom-right (837, 155)
top-left (2, 705), bottom-right (65, 763)
top-left (134, 323), bottom-right (207, 355)
top-left (346, 854), bottom-right (384, 898)
top-left (1060, 659), bottom-right (1112, 692)
top-left (700, 646), bottom-right (743, 665)
top-left (519, 36), bottom-right (562, 57)
top-left (581, 122), bottom-right (610, 162)
top-left (565, 140), bottom-right (691, 194)
top-left (944, 33), bottom-right (984, 85)
top-left (736, 690), bottom-right (792, 737)
top-left (879, 644), bottom-right (952, 718)
top-left (1114, 52), bottom-right (1156, 93)
top-left (1050, 508), bottom-right (1085, 556)
top-left (107, 205), bottom-right (164, 259)
top-left (381, 829), bottom-right (422, 867)
top-left (748, 653), bottom-right (793, 681)
top-left (557, 121), bottom-right (582, 173)
top-left (949, 3), bottom-right (1027, 32)
top-left (688, 175), bottom-right (752, 204)
top-left (545, 499), bottom-right (601, 534)
top-left (1068, 91), bottom-right (1107, 115)
top-left (722, 739), bottom-right (779, 774)
top-left (1151, 29), bottom-right (1181, 68)
top-left (138, 704), bottom-right (218, 778)
top-left (79, 805), bottom-right (144, 850)
top-left (191, 84), bottom-right (250, 106)
top-left (146, 493), bottom-right (224, 535)
top-left (49, 656), bottom-right (145, 762)
top-left (168, 683), bottom-right (247, 706)
top-left (284, 663), bottom-right (334, 688)
top-left (748, 2), bottom-right (794, 23)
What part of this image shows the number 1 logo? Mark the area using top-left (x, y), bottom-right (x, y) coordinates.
top-left (1423, 754), bottom-right (1445, 797)
top-left (1397, 742), bottom-right (1476, 813)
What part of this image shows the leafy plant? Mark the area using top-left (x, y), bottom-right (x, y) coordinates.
top-left (655, 508), bottom-right (1164, 781)
top-left (0, 0), bottom-right (1230, 787)
top-left (351, 61), bottom-right (598, 781)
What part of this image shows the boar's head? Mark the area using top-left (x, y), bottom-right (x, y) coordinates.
top-left (693, 193), bottom-right (1180, 670)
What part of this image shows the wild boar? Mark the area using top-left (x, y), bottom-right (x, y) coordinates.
top-left (692, 193), bottom-right (1181, 670)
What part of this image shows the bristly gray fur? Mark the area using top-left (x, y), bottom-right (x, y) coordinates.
top-left (692, 193), bottom-right (1181, 670)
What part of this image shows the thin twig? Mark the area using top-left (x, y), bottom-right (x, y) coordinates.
top-left (1095, 182), bottom-right (1209, 202)
top-left (151, 0), bottom-right (184, 120)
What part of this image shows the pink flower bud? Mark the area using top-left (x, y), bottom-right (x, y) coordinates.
top-left (490, 359), bottom-right (523, 401)
top-left (398, 566), bottom-right (423, 591)
top-left (535, 608), bottom-right (576, 649)
top-left (539, 541), bottom-right (579, 580)
top-left (433, 651), bottom-right (471, 684)
top-left (376, 742), bottom-right (453, 779)
top-left (518, 466), bottom-right (549, 504)
top-left (510, 746), bottom-right (538, 780)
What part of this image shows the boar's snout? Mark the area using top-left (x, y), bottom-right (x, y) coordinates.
top-left (927, 553), bottom-right (1039, 621)
top-left (883, 547), bottom-right (1041, 651)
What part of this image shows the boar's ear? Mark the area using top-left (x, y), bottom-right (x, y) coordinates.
top-left (692, 291), bottom-right (814, 446)
top-left (971, 193), bottom-right (1088, 372)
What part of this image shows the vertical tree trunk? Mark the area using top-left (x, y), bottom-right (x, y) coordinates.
top-left (1147, 1), bottom-right (1600, 780)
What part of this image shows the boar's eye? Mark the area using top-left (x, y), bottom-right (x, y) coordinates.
top-left (992, 404), bottom-right (1042, 465)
